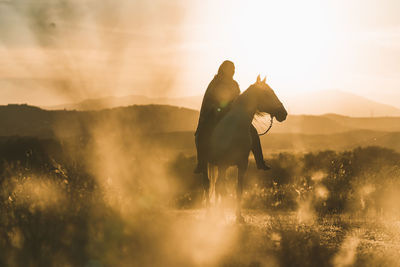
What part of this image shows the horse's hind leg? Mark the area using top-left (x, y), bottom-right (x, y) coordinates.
top-left (202, 169), bottom-right (210, 207)
top-left (215, 166), bottom-right (227, 205)
top-left (236, 163), bottom-right (247, 223)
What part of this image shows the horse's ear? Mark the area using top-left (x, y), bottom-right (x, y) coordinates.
top-left (262, 76), bottom-right (266, 83)
top-left (256, 75), bottom-right (261, 83)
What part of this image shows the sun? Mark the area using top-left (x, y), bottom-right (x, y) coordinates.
top-left (183, 0), bottom-right (343, 96)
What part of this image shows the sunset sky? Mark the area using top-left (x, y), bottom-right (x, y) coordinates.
top-left (0, 0), bottom-right (399, 107)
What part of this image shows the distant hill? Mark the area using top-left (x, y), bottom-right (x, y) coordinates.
top-left (46, 95), bottom-right (202, 111)
top-left (3, 103), bottom-right (400, 137)
top-left (45, 90), bottom-right (400, 117)
top-left (271, 113), bottom-right (400, 134)
top-left (2, 104), bottom-right (400, 152)
top-left (0, 104), bottom-right (199, 138)
top-left (283, 90), bottom-right (400, 117)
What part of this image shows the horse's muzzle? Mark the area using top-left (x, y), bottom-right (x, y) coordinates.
top-left (274, 107), bottom-right (288, 122)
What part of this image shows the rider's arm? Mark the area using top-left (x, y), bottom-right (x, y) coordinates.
top-left (202, 79), bottom-right (220, 113)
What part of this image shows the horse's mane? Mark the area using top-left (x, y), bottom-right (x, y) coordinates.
top-left (231, 83), bottom-right (260, 112)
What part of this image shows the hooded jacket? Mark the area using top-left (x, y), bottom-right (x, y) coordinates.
top-left (196, 70), bottom-right (240, 134)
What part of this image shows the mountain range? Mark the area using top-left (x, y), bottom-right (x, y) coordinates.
top-left (282, 90), bottom-right (400, 117)
top-left (2, 103), bottom-right (400, 134)
top-left (1, 104), bottom-right (400, 152)
top-left (45, 90), bottom-right (400, 117)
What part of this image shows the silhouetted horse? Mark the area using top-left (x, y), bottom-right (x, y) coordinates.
top-left (202, 75), bottom-right (287, 222)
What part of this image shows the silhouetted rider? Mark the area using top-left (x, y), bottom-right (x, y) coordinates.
top-left (194, 60), bottom-right (270, 173)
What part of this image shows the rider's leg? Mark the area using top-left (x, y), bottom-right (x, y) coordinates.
top-left (250, 125), bottom-right (270, 170)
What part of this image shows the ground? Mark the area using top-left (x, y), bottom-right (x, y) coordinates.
top-left (166, 209), bottom-right (400, 267)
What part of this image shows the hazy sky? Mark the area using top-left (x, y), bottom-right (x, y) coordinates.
top-left (0, 0), bottom-right (399, 107)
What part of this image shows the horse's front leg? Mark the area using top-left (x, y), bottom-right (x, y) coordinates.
top-left (236, 162), bottom-right (248, 223)
top-left (215, 165), bottom-right (227, 205)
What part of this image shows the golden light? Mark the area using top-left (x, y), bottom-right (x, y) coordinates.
top-left (182, 0), bottom-right (347, 96)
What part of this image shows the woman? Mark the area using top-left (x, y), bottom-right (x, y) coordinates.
top-left (194, 60), bottom-right (269, 173)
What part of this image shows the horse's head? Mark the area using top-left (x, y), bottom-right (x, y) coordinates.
top-left (248, 75), bottom-right (287, 122)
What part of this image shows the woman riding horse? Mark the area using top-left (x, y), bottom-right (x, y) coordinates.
top-left (207, 75), bottom-right (287, 221)
top-left (194, 60), bottom-right (270, 173)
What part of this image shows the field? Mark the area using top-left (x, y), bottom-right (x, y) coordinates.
top-left (1, 135), bottom-right (400, 266)
top-left (164, 209), bottom-right (400, 267)
top-left (1, 105), bottom-right (400, 266)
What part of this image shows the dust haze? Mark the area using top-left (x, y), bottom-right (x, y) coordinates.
top-left (0, 0), bottom-right (185, 105)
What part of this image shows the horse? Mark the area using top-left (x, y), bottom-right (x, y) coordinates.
top-left (202, 75), bottom-right (287, 222)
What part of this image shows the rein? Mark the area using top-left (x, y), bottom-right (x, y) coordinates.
top-left (258, 115), bottom-right (274, 136)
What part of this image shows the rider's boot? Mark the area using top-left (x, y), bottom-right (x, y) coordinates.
top-left (250, 126), bottom-right (271, 171)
